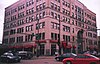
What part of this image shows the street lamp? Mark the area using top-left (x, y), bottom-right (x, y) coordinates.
top-left (58, 19), bottom-right (61, 55)
top-left (36, 18), bottom-right (40, 57)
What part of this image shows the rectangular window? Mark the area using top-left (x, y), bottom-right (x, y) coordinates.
top-left (51, 33), bottom-right (53, 40)
top-left (51, 12), bottom-right (54, 17)
top-left (42, 33), bottom-right (45, 39)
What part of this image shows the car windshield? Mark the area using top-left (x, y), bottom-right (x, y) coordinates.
top-left (89, 55), bottom-right (99, 59)
top-left (18, 51), bottom-right (27, 53)
top-left (4, 53), bottom-right (14, 56)
top-left (61, 53), bottom-right (77, 57)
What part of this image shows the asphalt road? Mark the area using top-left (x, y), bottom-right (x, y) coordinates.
top-left (0, 56), bottom-right (63, 64)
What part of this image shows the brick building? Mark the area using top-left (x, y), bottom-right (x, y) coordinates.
top-left (2, 0), bottom-right (97, 55)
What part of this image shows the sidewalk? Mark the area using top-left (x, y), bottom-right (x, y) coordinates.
top-left (32, 56), bottom-right (55, 60)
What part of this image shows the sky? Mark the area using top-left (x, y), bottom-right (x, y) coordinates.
top-left (0, 0), bottom-right (100, 44)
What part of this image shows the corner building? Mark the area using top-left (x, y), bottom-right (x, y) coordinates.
top-left (2, 0), bottom-right (98, 55)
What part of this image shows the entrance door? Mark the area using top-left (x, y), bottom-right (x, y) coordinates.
top-left (40, 44), bottom-right (45, 55)
top-left (51, 44), bottom-right (56, 56)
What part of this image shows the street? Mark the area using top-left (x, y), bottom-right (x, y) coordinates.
top-left (0, 56), bottom-right (63, 64)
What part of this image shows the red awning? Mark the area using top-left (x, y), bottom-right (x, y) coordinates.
top-left (23, 43), bottom-right (37, 48)
top-left (94, 46), bottom-right (98, 50)
top-left (66, 43), bottom-right (72, 48)
top-left (89, 45), bottom-right (94, 49)
top-left (62, 41), bottom-right (67, 48)
top-left (73, 45), bottom-right (76, 48)
top-left (9, 43), bottom-right (37, 49)
top-left (35, 40), bottom-right (46, 43)
top-left (14, 45), bottom-right (23, 48)
top-left (50, 40), bottom-right (58, 43)
top-left (8, 46), bottom-right (14, 48)
top-left (23, 44), bottom-right (33, 48)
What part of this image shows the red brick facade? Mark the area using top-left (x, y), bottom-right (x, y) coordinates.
top-left (2, 0), bottom-right (97, 55)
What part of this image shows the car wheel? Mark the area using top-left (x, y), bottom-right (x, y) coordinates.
top-left (90, 62), bottom-right (96, 64)
top-left (66, 61), bottom-right (72, 64)
top-left (56, 58), bottom-right (60, 61)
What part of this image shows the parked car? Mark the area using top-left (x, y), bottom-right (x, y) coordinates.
top-left (63, 54), bottom-right (100, 64)
top-left (96, 52), bottom-right (100, 58)
top-left (16, 51), bottom-right (33, 59)
top-left (0, 52), bottom-right (21, 63)
top-left (55, 53), bottom-right (77, 61)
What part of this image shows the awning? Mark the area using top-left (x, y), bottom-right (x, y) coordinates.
top-left (14, 45), bottom-right (23, 48)
top-left (89, 45), bottom-right (94, 49)
top-left (50, 40), bottom-right (58, 43)
top-left (73, 45), bottom-right (76, 48)
top-left (8, 43), bottom-right (37, 48)
top-left (23, 44), bottom-right (33, 48)
top-left (35, 40), bottom-right (46, 43)
top-left (23, 43), bottom-right (37, 48)
top-left (62, 41), bottom-right (67, 48)
top-left (66, 43), bottom-right (72, 48)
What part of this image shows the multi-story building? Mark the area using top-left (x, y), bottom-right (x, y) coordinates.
top-left (97, 36), bottom-right (100, 52)
top-left (2, 0), bottom-right (97, 55)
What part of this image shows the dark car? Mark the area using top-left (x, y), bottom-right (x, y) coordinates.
top-left (55, 53), bottom-right (77, 61)
top-left (0, 52), bottom-right (21, 63)
top-left (16, 51), bottom-right (33, 59)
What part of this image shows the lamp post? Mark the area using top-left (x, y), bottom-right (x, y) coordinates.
top-left (36, 18), bottom-right (40, 57)
top-left (58, 19), bottom-right (61, 55)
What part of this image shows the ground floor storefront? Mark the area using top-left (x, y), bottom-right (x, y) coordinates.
top-left (1, 40), bottom-right (77, 56)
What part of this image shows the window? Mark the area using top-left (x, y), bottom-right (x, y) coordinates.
top-left (67, 18), bottom-right (70, 23)
top-left (17, 27), bottom-right (24, 33)
top-left (51, 22), bottom-right (59, 30)
top-left (26, 7), bottom-right (34, 15)
top-left (26, 0), bottom-right (34, 7)
top-left (51, 33), bottom-right (53, 40)
top-left (58, 6), bottom-right (60, 11)
top-left (26, 25), bottom-right (33, 32)
top-left (36, 22), bottom-right (45, 29)
top-left (72, 36), bottom-right (74, 41)
top-left (55, 13), bottom-right (57, 19)
top-left (72, 28), bottom-right (74, 33)
top-left (25, 35), bottom-right (32, 42)
top-left (9, 37), bottom-right (15, 43)
top-left (18, 4), bottom-right (25, 11)
top-left (51, 33), bottom-right (58, 40)
top-left (43, 11), bottom-right (45, 17)
top-left (67, 11), bottom-right (70, 16)
top-left (4, 31), bottom-right (9, 36)
top-left (62, 8), bottom-right (65, 14)
top-left (18, 12), bottom-right (24, 18)
top-left (72, 20), bottom-right (74, 25)
top-left (36, 2), bottom-right (46, 11)
top-left (17, 19), bottom-right (24, 26)
top-left (36, 6), bottom-right (39, 11)
top-left (42, 32), bottom-right (45, 39)
top-left (63, 25), bottom-right (70, 32)
top-left (72, 12), bottom-right (74, 18)
top-left (63, 35), bottom-right (70, 42)
top-left (17, 36), bottom-right (23, 43)
top-left (43, 3), bottom-right (46, 8)
top-left (72, 5), bottom-right (74, 10)
top-left (3, 39), bottom-right (8, 44)
top-left (55, 5), bottom-right (57, 10)
top-left (10, 29), bottom-right (16, 35)
top-left (51, 12), bottom-right (54, 17)
top-left (36, 33), bottom-right (45, 40)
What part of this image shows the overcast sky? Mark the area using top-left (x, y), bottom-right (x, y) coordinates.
top-left (0, 0), bottom-right (100, 44)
